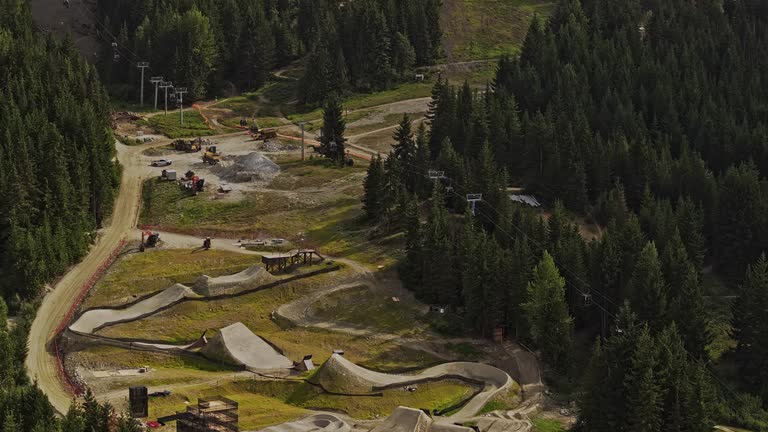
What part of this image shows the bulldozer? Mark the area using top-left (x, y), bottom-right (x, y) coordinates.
top-left (174, 137), bottom-right (211, 152)
top-left (202, 146), bottom-right (221, 165)
top-left (250, 125), bottom-right (278, 141)
top-left (174, 139), bottom-right (201, 152)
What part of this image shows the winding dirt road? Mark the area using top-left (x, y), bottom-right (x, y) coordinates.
top-left (25, 141), bottom-right (152, 413)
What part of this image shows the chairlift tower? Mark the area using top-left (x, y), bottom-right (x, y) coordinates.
top-left (136, 62), bottom-right (150, 106)
top-left (428, 170), bottom-right (445, 188)
top-left (466, 193), bottom-right (482, 216)
top-left (159, 81), bottom-right (172, 115)
top-left (176, 87), bottom-right (188, 126)
top-left (150, 76), bottom-right (163, 111)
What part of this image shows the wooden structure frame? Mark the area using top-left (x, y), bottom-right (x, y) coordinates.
top-left (261, 249), bottom-right (324, 272)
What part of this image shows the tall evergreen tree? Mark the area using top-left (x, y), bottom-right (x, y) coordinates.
top-left (523, 251), bottom-right (573, 370)
top-left (362, 155), bottom-right (385, 221)
top-left (319, 97), bottom-right (347, 164)
top-left (421, 186), bottom-right (454, 305)
top-left (627, 242), bottom-right (668, 329)
top-left (734, 254), bottom-right (768, 403)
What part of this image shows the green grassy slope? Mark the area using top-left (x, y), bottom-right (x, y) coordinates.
top-left (441, 0), bottom-right (555, 61)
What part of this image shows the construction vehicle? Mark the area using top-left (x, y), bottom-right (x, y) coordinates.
top-left (250, 125), bottom-right (278, 141)
top-left (202, 146), bottom-right (221, 165)
top-left (182, 175), bottom-right (205, 195)
top-left (174, 137), bottom-right (210, 152)
top-left (140, 231), bottom-right (160, 252)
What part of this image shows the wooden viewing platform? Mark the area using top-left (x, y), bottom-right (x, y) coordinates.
top-left (262, 249), bottom-right (324, 272)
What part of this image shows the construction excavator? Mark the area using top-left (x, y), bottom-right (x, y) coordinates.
top-left (202, 146), bottom-right (221, 165)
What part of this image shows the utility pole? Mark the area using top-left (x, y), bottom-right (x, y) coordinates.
top-left (176, 87), bottom-right (188, 126)
top-left (159, 81), bottom-right (172, 115)
top-left (150, 76), bottom-right (163, 110)
top-left (137, 62), bottom-right (150, 106)
top-left (297, 122), bottom-right (308, 161)
top-left (466, 193), bottom-right (482, 216)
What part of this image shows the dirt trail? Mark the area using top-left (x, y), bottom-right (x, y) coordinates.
top-left (26, 141), bottom-right (151, 413)
top-left (25, 133), bottom-right (241, 414)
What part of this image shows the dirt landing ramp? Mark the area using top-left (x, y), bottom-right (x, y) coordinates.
top-left (70, 284), bottom-right (197, 333)
top-left (258, 413), bottom-right (351, 432)
top-left (200, 322), bottom-right (293, 370)
top-left (193, 265), bottom-right (275, 295)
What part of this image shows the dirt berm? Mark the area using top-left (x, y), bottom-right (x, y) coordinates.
top-left (70, 284), bottom-right (198, 333)
top-left (312, 354), bottom-right (513, 421)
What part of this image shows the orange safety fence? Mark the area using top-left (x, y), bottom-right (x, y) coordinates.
top-left (54, 237), bottom-right (128, 396)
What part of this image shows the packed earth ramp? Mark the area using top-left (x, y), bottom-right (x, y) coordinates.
top-left (200, 322), bottom-right (294, 369)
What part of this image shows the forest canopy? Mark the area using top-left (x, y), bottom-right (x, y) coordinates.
top-left (0, 0), bottom-right (119, 307)
top-left (95, 0), bottom-right (442, 103)
top-left (361, 0), bottom-right (768, 429)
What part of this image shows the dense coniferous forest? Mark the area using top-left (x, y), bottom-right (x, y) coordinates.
top-left (0, 0), bottom-right (119, 307)
top-left (362, 0), bottom-right (768, 429)
top-left (0, 1), bottom-right (135, 430)
top-left (95, 0), bottom-right (441, 103)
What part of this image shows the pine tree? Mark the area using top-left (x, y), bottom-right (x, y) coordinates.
top-left (2, 411), bottom-right (18, 432)
top-left (392, 114), bottom-right (416, 191)
top-left (413, 123), bottom-right (432, 199)
top-left (362, 155), bottom-right (385, 221)
top-left (421, 186), bottom-right (454, 305)
top-left (320, 97), bottom-right (347, 164)
top-left (399, 193), bottom-right (422, 291)
top-left (669, 264), bottom-right (711, 359)
top-left (627, 242), bottom-right (668, 329)
top-left (624, 325), bottom-right (663, 432)
top-left (734, 254), bottom-right (768, 402)
top-left (523, 251), bottom-right (573, 370)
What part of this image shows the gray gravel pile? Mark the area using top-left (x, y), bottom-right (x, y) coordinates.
top-left (212, 152), bottom-right (280, 183)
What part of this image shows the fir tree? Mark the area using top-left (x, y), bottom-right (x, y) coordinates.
top-left (627, 242), bottom-right (668, 329)
top-left (734, 254), bottom-right (768, 402)
top-left (362, 155), bottom-right (385, 221)
top-left (319, 97), bottom-right (347, 164)
top-left (421, 186), bottom-right (454, 304)
top-left (624, 325), bottom-right (663, 432)
top-left (523, 251), bottom-right (573, 370)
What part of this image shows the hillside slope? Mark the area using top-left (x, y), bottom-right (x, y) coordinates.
top-left (441, 0), bottom-right (555, 61)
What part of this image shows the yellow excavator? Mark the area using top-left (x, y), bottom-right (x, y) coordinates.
top-left (202, 146), bottom-right (221, 165)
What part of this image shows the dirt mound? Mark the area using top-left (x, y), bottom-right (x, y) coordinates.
top-left (200, 322), bottom-right (293, 370)
top-left (211, 152), bottom-right (280, 183)
top-left (193, 265), bottom-right (275, 295)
